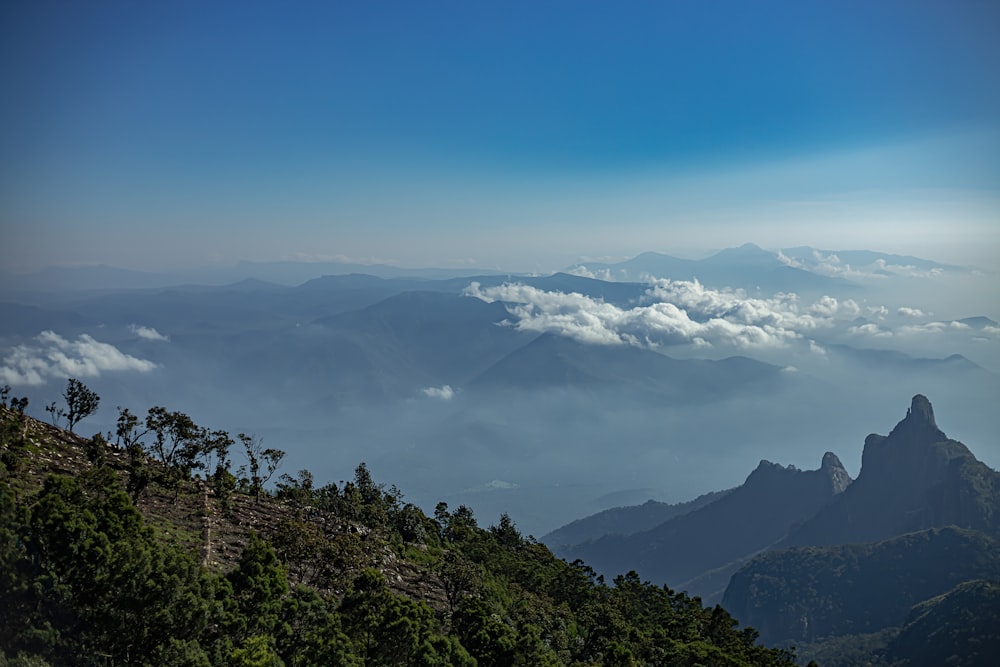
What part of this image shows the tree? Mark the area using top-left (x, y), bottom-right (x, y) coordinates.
top-left (114, 406), bottom-right (146, 450)
top-left (490, 512), bottom-right (522, 549)
top-left (238, 434), bottom-right (285, 504)
top-left (62, 378), bottom-right (100, 433)
top-left (145, 407), bottom-right (201, 470)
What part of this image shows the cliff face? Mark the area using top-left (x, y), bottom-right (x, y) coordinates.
top-left (787, 395), bottom-right (1000, 547)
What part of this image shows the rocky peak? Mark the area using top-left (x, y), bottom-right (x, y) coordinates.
top-left (907, 394), bottom-right (936, 428)
top-left (820, 451), bottom-right (853, 494)
top-left (885, 394), bottom-right (946, 443)
top-left (745, 459), bottom-right (794, 485)
top-left (786, 394), bottom-right (997, 547)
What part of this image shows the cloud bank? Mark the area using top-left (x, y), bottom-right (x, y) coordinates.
top-left (465, 279), bottom-right (870, 351)
top-left (0, 331), bottom-right (157, 386)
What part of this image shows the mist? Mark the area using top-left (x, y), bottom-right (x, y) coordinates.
top-left (2, 248), bottom-right (997, 537)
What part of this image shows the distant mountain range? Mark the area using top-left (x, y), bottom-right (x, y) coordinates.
top-left (565, 243), bottom-right (859, 293)
top-left (1, 243), bottom-right (966, 294)
top-left (1, 244), bottom-right (996, 542)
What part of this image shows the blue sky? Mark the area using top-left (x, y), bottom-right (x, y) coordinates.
top-left (2, 1), bottom-right (999, 273)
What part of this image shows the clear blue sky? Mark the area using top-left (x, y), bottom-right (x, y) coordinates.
top-left (2, 0), bottom-right (999, 273)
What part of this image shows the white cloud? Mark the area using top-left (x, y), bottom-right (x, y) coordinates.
top-left (465, 279), bottom-right (871, 351)
top-left (775, 250), bottom-right (802, 268)
top-left (809, 296), bottom-right (861, 318)
top-left (867, 305), bottom-right (889, 319)
top-left (0, 331), bottom-right (157, 386)
top-left (565, 265), bottom-right (616, 281)
top-left (847, 323), bottom-right (893, 338)
top-left (896, 307), bottom-right (926, 318)
top-left (130, 324), bottom-right (169, 341)
top-left (897, 321), bottom-right (972, 336)
top-left (421, 385), bottom-right (455, 400)
top-left (874, 259), bottom-right (945, 278)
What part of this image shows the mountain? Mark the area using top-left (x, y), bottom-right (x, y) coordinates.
top-left (823, 345), bottom-right (990, 378)
top-left (719, 394), bottom-right (1000, 659)
top-left (471, 332), bottom-right (788, 402)
top-left (541, 488), bottom-right (733, 548)
top-left (554, 452), bottom-right (853, 601)
top-left (786, 394), bottom-right (1000, 546)
top-left (565, 243), bottom-right (856, 293)
top-left (313, 291), bottom-right (537, 391)
top-left (778, 246), bottom-right (962, 273)
top-left (0, 260), bottom-right (511, 292)
top-left (0, 302), bottom-right (97, 337)
top-left (885, 579), bottom-right (1000, 667)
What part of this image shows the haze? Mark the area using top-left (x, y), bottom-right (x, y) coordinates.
top-left (2, 2), bottom-right (999, 535)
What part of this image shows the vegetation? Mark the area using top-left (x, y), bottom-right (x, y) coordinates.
top-left (885, 579), bottom-right (1000, 667)
top-left (0, 384), bottom-right (799, 666)
top-left (723, 527), bottom-right (1000, 646)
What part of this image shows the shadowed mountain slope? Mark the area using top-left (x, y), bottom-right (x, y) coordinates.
top-left (555, 452), bottom-right (852, 601)
top-left (471, 332), bottom-right (787, 403)
top-left (723, 527), bottom-right (1000, 645)
top-left (541, 488), bottom-right (733, 549)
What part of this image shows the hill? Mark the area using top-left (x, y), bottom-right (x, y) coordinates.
top-left (0, 393), bottom-right (799, 666)
top-left (722, 527), bottom-right (1000, 645)
top-left (542, 488), bottom-right (733, 549)
top-left (471, 332), bottom-right (788, 402)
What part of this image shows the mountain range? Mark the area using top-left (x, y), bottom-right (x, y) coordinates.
top-left (1, 244), bottom-right (996, 539)
top-left (546, 395), bottom-right (1000, 664)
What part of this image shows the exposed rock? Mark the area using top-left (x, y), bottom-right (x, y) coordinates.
top-left (787, 395), bottom-right (1000, 547)
top-left (820, 451), bottom-right (852, 494)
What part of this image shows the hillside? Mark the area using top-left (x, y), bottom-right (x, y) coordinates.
top-left (554, 453), bottom-right (852, 602)
top-left (722, 527), bottom-right (1000, 644)
top-left (0, 394), bottom-right (799, 666)
top-left (542, 489), bottom-right (733, 549)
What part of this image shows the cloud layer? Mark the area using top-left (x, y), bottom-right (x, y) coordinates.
top-left (465, 279), bottom-right (870, 351)
top-left (464, 277), bottom-right (996, 354)
top-left (0, 331), bottom-right (157, 386)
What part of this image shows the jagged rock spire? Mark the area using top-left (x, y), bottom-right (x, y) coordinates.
top-left (821, 451), bottom-right (852, 494)
top-left (886, 394), bottom-right (946, 443)
top-left (906, 394), bottom-right (936, 429)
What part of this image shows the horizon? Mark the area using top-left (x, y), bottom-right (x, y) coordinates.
top-left (3, 2), bottom-right (999, 275)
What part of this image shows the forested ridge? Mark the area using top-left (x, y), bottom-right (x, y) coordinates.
top-left (0, 384), bottom-right (799, 666)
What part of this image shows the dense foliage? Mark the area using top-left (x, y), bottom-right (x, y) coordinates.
top-left (723, 527), bottom-right (1000, 646)
top-left (885, 579), bottom-right (1000, 667)
top-left (0, 392), bottom-right (798, 666)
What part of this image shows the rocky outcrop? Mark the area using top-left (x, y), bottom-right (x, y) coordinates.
top-left (821, 451), bottom-right (852, 494)
top-left (787, 395), bottom-right (999, 546)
